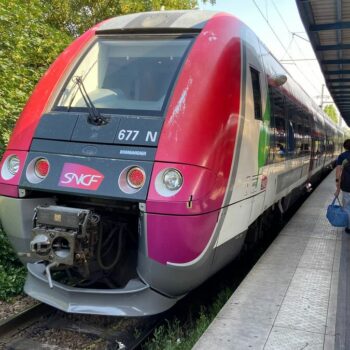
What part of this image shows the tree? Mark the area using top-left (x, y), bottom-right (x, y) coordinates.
top-left (44, 0), bottom-right (216, 36)
top-left (324, 104), bottom-right (339, 125)
top-left (0, 0), bottom-right (72, 152)
top-left (342, 126), bottom-right (350, 139)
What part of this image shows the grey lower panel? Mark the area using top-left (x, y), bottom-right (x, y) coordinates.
top-left (25, 263), bottom-right (177, 317)
top-left (138, 231), bottom-right (247, 297)
top-left (277, 166), bottom-right (304, 193)
top-left (212, 232), bottom-right (246, 272)
top-left (0, 196), bottom-right (55, 264)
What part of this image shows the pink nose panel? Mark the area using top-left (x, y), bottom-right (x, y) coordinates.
top-left (147, 210), bottom-right (219, 265)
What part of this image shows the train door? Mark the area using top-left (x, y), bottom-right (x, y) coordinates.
top-left (217, 28), bottom-right (267, 240)
top-left (246, 39), bottom-right (270, 225)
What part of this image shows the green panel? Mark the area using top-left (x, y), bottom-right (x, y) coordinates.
top-left (258, 95), bottom-right (271, 168)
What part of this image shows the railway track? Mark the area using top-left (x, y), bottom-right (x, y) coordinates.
top-left (0, 303), bottom-right (52, 338)
top-left (0, 303), bottom-right (162, 350)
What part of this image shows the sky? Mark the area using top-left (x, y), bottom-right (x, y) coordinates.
top-left (200, 0), bottom-right (341, 122)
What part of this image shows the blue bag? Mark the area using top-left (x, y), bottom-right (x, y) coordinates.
top-left (326, 196), bottom-right (349, 227)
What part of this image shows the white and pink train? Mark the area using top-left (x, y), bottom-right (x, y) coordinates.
top-left (0, 11), bottom-right (342, 316)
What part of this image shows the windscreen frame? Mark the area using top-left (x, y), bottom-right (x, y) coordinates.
top-left (53, 33), bottom-right (196, 117)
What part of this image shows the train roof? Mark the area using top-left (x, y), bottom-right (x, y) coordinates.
top-left (98, 10), bottom-right (220, 33)
top-left (97, 10), bottom-right (341, 133)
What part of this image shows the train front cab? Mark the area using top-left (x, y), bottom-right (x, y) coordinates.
top-left (0, 11), bottom-right (246, 316)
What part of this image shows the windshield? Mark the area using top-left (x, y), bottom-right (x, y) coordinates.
top-left (56, 38), bottom-right (192, 114)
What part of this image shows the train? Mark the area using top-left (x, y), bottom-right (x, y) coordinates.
top-left (0, 10), bottom-right (343, 316)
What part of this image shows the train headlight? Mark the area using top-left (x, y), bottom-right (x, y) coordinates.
top-left (7, 155), bottom-right (20, 175)
top-left (162, 169), bottom-right (183, 191)
top-left (1, 154), bottom-right (20, 180)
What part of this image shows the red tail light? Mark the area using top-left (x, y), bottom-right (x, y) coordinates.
top-left (34, 158), bottom-right (50, 179)
top-left (127, 167), bottom-right (145, 189)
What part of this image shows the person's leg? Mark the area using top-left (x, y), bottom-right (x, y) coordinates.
top-left (342, 191), bottom-right (350, 233)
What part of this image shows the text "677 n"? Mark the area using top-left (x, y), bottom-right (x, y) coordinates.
top-left (117, 129), bottom-right (158, 143)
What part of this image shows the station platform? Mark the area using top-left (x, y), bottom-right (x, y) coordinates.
top-left (194, 171), bottom-right (348, 350)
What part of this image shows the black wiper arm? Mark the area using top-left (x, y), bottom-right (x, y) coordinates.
top-left (73, 76), bottom-right (107, 125)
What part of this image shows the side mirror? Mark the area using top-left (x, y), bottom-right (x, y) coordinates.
top-left (268, 74), bottom-right (287, 87)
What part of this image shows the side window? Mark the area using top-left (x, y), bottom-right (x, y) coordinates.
top-left (286, 101), bottom-right (300, 158)
top-left (250, 67), bottom-right (262, 120)
top-left (301, 113), bottom-right (312, 156)
top-left (268, 85), bottom-right (287, 163)
top-left (301, 124), bottom-right (311, 156)
top-left (287, 120), bottom-right (296, 158)
top-left (295, 124), bottom-right (303, 157)
top-left (275, 117), bottom-right (287, 161)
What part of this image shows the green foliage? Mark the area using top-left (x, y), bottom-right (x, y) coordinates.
top-left (0, 0), bottom-right (71, 298)
top-left (119, 0), bottom-right (199, 14)
top-left (44, 0), bottom-right (216, 36)
top-left (143, 288), bottom-right (232, 350)
top-left (0, 230), bottom-right (26, 300)
top-left (323, 104), bottom-right (339, 125)
top-left (0, 0), bottom-right (72, 153)
top-left (342, 126), bottom-right (350, 139)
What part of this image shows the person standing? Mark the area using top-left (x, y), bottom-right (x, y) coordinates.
top-left (335, 139), bottom-right (350, 233)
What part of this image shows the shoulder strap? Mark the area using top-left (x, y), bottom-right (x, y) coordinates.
top-left (342, 157), bottom-right (350, 168)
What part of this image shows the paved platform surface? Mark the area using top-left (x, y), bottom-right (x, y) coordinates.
top-left (193, 171), bottom-right (350, 349)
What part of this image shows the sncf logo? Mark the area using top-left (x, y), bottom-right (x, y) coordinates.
top-left (58, 163), bottom-right (104, 191)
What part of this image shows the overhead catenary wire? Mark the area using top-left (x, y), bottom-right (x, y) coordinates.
top-left (270, 0), bottom-right (340, 117)
top-left (270, 0), bottom-right (321, 87)
top-left (280, 36), bottom-right (295, 61)
top-left (280, 59), bottom-right (317, 62)
top-left (252, 0), bottom-right (322, 96)
top-left (251, 0), bottom-right (291, 60)
top-left (291, 32), bottom-right (310, 43)
top-left (271, 0), bottom-right (326, 98)
top-left (292, 33), bottom-right (326, 90)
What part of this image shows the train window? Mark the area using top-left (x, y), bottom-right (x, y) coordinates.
top-left (300, 124), bottom-right (311, 156)
top-left (295, 124), bottom-right (303, 156)
top-left (274, 117), bottom-right (287, 161)
top-left (250, 67), bottom-right (262, 120)
top-left (287, 120), bottom-right (296, 158)
top-left (56, 38), bottom-right (192, 114)
top-left (287, 102), bottom-right (304, 158)
top-left (268, 85), bottom-right (287, 162)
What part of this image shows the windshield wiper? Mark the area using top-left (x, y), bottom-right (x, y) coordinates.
top-left (73, 76), bottom-right (107, 125)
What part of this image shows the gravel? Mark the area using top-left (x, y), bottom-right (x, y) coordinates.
top-left (0, 295), bottom-right (38, 322)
